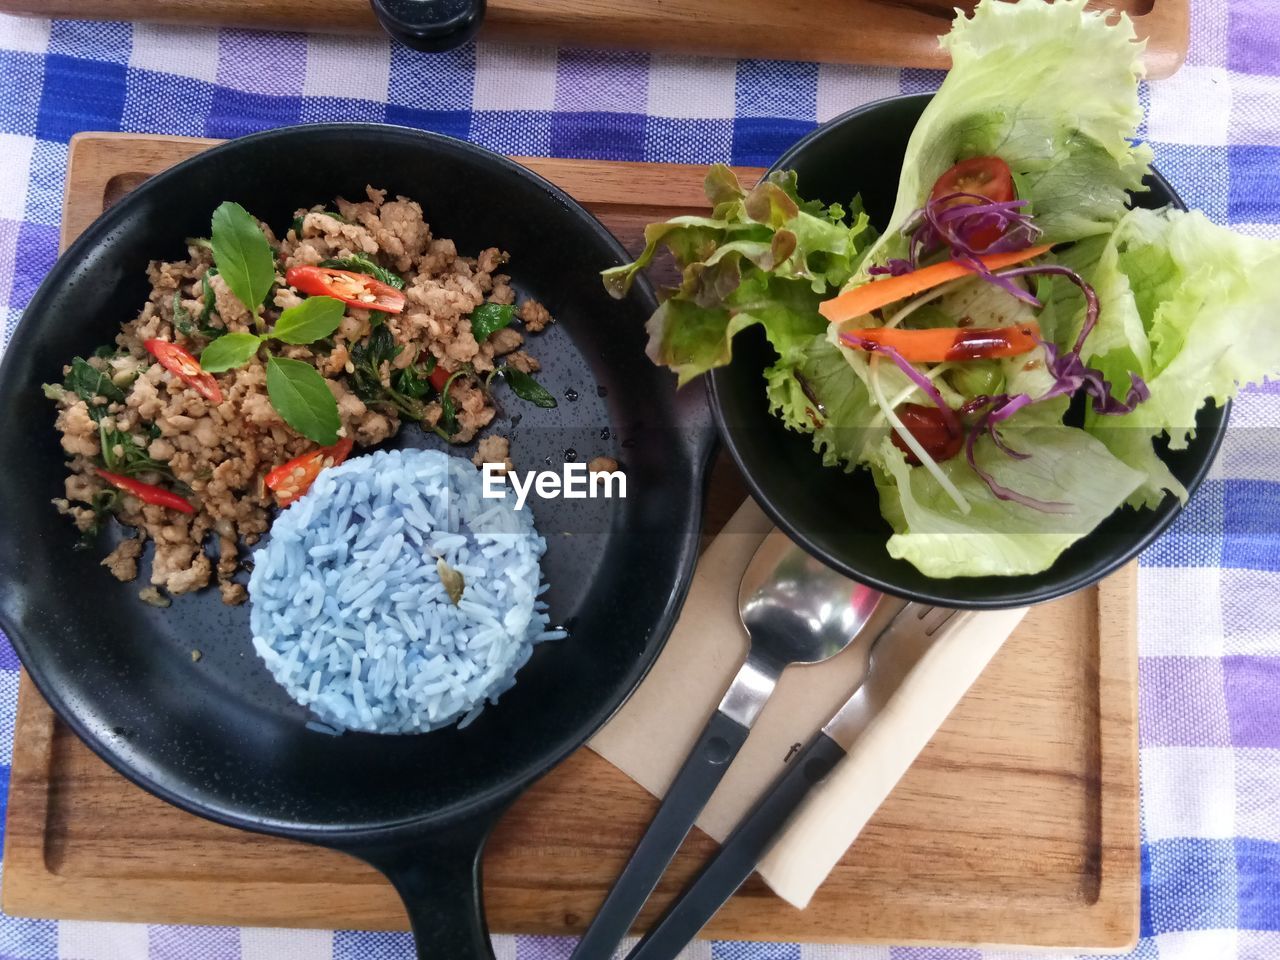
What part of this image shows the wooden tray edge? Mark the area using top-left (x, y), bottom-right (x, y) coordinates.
top-left (0, 0), bottom-right (1188, 79)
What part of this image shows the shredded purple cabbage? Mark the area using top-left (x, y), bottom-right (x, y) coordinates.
top-left (855, 195), bottom-right (1152, 513)
top-left (993, 264), bottom-right (1150, 415)
top-left (963, 402), bottom-right (1073, 514)
top-left (868, 193), bottom-right (1045, 302)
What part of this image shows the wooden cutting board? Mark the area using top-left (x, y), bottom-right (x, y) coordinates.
top-left (0, 0), bottom-right (1188, 79)
top-left (1, 133), bottom-right (1140, 950)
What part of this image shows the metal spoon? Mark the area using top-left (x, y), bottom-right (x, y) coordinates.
top-left (570, 529), bottom-right (885, 960)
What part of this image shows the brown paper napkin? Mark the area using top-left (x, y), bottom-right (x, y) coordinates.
top-left (589, 497), bottom-right (1027, 909)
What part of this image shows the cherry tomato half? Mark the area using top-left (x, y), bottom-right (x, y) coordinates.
top-left (264, 436), bottom-right (355, 506)
top-left (285, 266), bottom-right (406, 315)
top-left (143, 339), bottom-right (223, 405)
top-left (930, 156), bottom-right (1016, 249)
top-left (890, 403), bottom-right (964, 466)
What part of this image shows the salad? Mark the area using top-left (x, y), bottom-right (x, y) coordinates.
top-left (605, 0), bottom-right (1280, 579)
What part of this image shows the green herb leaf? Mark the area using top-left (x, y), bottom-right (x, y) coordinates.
top-left (347, 327), bottom-right (438, 422)
top-left (210, 201), bottom-right (276, 317)
top-left (394, 364), bottom-right (432, 400)
top-left (64, 357), bottom-right (125, 405)
top-left (498, 367), bottom-right (557, 408)
top-left (349, 326), bottom-right (402, 403)
top-left (469, 303), bottom-right (514, 342)
top-left (318, 253), bottom-right (405, 290)
top-left (172, 291), bottom-right (196, 339)
top-left (99, 422), bottom-right (170, 477)
top-left (199, 332), bottom-right (262, 373)
top-left (197, 270), bottom-right (222, 335)
top-left (436, 368), bottom-right (472, 439)
top-left (42, 383), bottom-right (66, 401)
top-left (271, 295), bottom-right (345, 345)
top-left (266, 355), bottom-right (340, 444)
top-left (75, 490), bottom-right (119, 550)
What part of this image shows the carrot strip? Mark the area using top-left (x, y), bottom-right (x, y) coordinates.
top-left (841, 321), bottom-right (1043, 363)
top-left (818, 244), bottom-right (1053, 324)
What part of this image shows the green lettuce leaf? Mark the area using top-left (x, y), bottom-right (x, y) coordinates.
top-left (876, 404), bottom-right (1145, 578)
top-left (766, 334), bottom-right (884, 468)
top-left (1077, 207), bottom-right (1280, 506)
top-left (863, 0), bottom-right (1151, 274)
top-left (604, 164), bottom-right (872, 386)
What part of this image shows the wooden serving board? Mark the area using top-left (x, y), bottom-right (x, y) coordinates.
top-left (1, 133), bottom-right (1140, 950)
top-left (0, 0), bottom-right (1188, 79)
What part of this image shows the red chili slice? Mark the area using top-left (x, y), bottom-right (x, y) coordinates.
top-left (144, 339), bottom-right (223, 405)
top-left (429, 364), bottom-right (449, 392)
top-left (96, 469), bottom-right (195, 514)
top-left (285, 266), bottom-right (405, 315)
top-left (264, 436), bottom-right (355, 507)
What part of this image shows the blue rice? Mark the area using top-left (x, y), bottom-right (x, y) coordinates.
top-left (248, 448), bottom-right (564, 734)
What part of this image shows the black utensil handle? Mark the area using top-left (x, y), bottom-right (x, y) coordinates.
top-left (624, 732), bottom-right (848, 960)
top-left (370, 0), bottom-right (486, 52)
top-left (352, 806), bottom-right (503, 960)
top-left (570, 708), bottom-right (750, 960)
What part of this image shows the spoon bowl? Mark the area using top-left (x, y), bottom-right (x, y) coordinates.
top-left (739, 530), bottom-right (885, 672)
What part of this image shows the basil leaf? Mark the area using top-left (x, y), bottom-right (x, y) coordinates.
top-left (437, 370), bottom-right (466, 438)
top-left (271, 296), bottom-right (345, 345)
top-left (198, 270), bottom-right (222, 335)
top-left (172, 291), bottom-right (196, 339)
top-left (498, 367), bottom-right (557, 408)
top-left (64, 357), bottom-right (125, 404)
top-left (266, 355), bottom-right (340, 444)
top-left (99, 420), bottom-right (170, 477)
top-left (210, 201), bottom-right (276, 316)
top-left (394, 364), bottom-right (432, 400)
top-left (200, 332), bottom-right (262, 373)
top-left (469, 303), bottom-right (514, 342)
top-left (75, 489), bottom-right (119, 551)
top-left (319, 253), bottom-right (405, 291)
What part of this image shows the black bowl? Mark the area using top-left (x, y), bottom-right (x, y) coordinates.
top-left (708, 94), bottom-right (1228, 609)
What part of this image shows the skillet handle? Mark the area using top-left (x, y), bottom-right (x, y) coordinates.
top-left (351, 808), bottom-right (502, 960)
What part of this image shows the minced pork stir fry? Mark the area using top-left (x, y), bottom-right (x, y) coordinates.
top-left (46, 187), bottom-right (556, 605)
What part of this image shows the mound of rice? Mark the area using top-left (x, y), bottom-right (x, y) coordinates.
top-left (248, 448), bottom-right (562, 734)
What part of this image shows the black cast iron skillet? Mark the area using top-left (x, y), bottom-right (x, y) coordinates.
top-left (0, 124), bottom-right (714, 959)
top-left (708, 94), bottom-right (1229, 610)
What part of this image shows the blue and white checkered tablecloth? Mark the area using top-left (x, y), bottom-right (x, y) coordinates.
top-left (0, 3), bottom-right (1278, 958)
